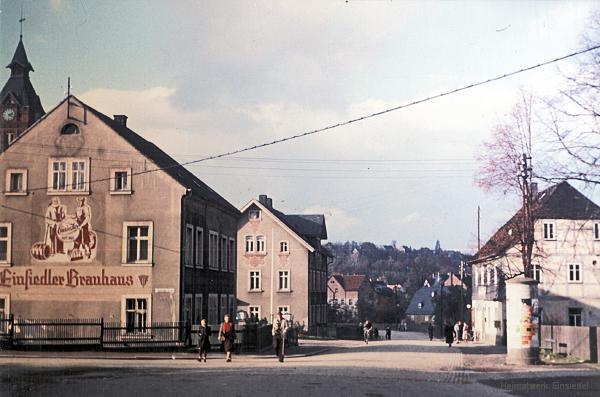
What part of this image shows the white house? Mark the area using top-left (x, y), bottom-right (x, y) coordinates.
top-left (471, 182), bottom-right (600, 345)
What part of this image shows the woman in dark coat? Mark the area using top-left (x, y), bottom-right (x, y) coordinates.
top-left (444, 323), bottom-right (454, 347)
top-left (218, 314), bottom-right (235, 362)
top-left (197, 319), bottom-right (211, 362)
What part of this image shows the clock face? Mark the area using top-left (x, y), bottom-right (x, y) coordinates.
top-left (2, 108), bottom-right (16, 121)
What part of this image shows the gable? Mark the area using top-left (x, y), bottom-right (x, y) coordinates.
top-left (240, 200), bottom-right (315, 252)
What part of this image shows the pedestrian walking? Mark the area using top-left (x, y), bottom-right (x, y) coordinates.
top-left (197, 319), bottom-right (211, 362)
top-left (363, 320), bottom-right (372, 344)
top-left (385, 326), bottom-right (391, 340)
top-left (218, 314), bottom-right (235, 362)
top-left (427, 322), bottom-right (434, 341)
top-left (453, 321), bottom-right (461, 344)
top-left (457, 320), bottom-right (463, 343)
top-left (272, 312), bottom-right (288, 363)
top-left (462, 322), bottom-right (470, 343)
top-left (445, 323), bottom-right (454, 347)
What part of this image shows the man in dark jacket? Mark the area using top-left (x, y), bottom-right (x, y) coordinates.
top-left (444, 323), bottom-right (454, 347)
top-left (427, 322), bottom-right (434, 341)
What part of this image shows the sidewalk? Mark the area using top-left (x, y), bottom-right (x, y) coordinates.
top-left (0, 340), bottom-right (332, 361)
top-left (457, 341), bottom-right (598, 373)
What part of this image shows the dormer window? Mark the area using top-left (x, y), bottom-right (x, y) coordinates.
top-left (417, 302), bottom-right (423, 309)
top-left (249, 209), bottom-right (261, 221)
top-left (60, 123), bottom-right (80, 135)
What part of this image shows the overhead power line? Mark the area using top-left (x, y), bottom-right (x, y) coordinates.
top-left (7, 43), bottom-right (600, 194)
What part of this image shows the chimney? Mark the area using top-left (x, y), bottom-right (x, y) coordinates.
top-left (531, 182), bottom-right (538, 197)
top-left (258, 194), bottom-right (268, 205)
top-left (266, 198), bottom-right (273, 208)
top-left (113, 115), bottom-right (128, 127)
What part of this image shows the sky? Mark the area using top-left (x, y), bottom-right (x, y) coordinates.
top-left (0, 0), bottom-right (598, 252)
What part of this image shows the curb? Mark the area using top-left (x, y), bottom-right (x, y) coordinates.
top-left (0, 347), bottom-right (332, 361)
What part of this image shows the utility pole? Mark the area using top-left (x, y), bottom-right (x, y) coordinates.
top-left (460, 262), bottom-right (464, 322)
top-left (477, 206), bottom-right (481, 252)
top-left (520, 153), bottom-right (533, 278)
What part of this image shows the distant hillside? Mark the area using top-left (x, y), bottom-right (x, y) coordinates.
top-left (325, 241), bottom-right (469, 297)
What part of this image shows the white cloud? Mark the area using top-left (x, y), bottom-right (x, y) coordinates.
top-left (301, 205), bottom-right (360, 240)
top-left (49, 0), bottom-right (64, 13)
top-left (398, 212), bottom-right (420, 225)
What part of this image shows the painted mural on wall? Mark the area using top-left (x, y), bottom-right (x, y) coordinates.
top-left (31, 197), bottom-right (97, 262)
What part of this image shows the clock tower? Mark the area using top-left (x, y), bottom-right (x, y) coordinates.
top-left (0, 35), bottom-right (45, 152)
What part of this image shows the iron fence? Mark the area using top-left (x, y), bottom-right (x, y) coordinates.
top-left (0, 316), bottom-right (298, 352)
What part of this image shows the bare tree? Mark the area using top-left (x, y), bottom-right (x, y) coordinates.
top-left (542, 12), bottom-right (600, 184)
top-left (475, 92), bottom-right (542, 278)
top-left (476, 91), bottom-right (536, 195)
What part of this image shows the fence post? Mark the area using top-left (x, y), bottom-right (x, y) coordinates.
top-left (8, 314), bottom-right (14, 346)
top-left (186, 321), bottom-right (191, 347)
top-left (100, 318), bottom-right (104, 350)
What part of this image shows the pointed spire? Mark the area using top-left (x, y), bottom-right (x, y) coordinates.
top-left (6, 38), bottom-right (34, 74)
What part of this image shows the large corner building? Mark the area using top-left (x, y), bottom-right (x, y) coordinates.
top-left (0, 36), bottom-right (238, 327)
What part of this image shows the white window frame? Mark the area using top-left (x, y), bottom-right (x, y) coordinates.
top-left (249, 270), bottom-right (262, 292)
top-left (278, 270), bottom-right (290, 292)
top-left (47, 157), bottom-right (90, 194)
top-left (220, 235), bottom-right (228, 271)
top-left (277, 305), bottom-right (290, 315)
top-left (5, 168), bottom-right (27, 195)
top-left (122, 221), bottom-right (153, 266)
top-left (208, 293), bottom-right (219, 325)
top-left (245, 235), bottom-right (254, 253)
top-left (185, 224), bottom-right (194, 268)
top-left (0, 294), bottom-right (10, 318)
top-left (0, 223), bottom-right (12, 266)
top-left (279, 240), bottom-right (289, 254)
top-left (194, 294), bottom-right (203, 325)
top-left (6, 131), bottom-right (16, 144)
top-left (568, 263), bottom-right (582, 283)
top-left (532, 263), bottom-right (543, 283)
top-left (121, 295), bottom-right (151, 333)
top-left (228, 237), bottom-right (236, 272)
top-left (256, 235), bottom-right (266, 253)
top-left (110, 167), bottom-right (132, 195)
top-left (249, 305), bottom-right (261, 320)
top-left (195, 227), bottom-right (204, 269)
top-left (543, 222), bottom-right (556, 240)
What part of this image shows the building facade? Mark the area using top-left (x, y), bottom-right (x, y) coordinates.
top-left (327, 274), bottom-right (374, 320)
top-left (236, 195), bottom-right (329, 331)
top-left (471, 182), bottom-right (600, 344)
top-left (0, 39), bottom-right (239, 326)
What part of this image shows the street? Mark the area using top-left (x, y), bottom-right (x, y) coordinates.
top-left (2, 332), bottom-right (599, 397)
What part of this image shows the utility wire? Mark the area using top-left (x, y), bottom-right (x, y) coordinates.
top-left (7, 43), bottom-right (600, 194)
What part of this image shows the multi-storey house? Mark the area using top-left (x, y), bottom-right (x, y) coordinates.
top-left (0, 37), bottom-right (239, 327)
top-left (237, 195), bottom-right (330, 331)
top-left (471, 182), bottom-right (600, 344)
